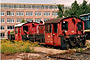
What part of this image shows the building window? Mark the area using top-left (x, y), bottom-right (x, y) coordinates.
top-left (25, 5), bottom-right (32, 8)
top-left (52, 12), bottom-right (58, 16)
top-left (35, 18), bottom-right (42, 23)
top-left (16, 18), bottom-right (23, 23)
top-left (35, 5), bottom-right (42, 9)
top-left (35, 11), bottom-right (42, 16)
top-left (32, 5), bottom-right (36, 9)
top-left (26, 19), bottom-right (33, 22)
top-left (26, 12), bottom-right (33, 16)
top-left (6, 5), bottom-right (14, 8)
top-left (16, 12), bottom-right (24, 16)
top-left (44, 18), bottom-right (49, 22)
top-left (7, 19), bottom-right (14, 23)
top-left (44, 12), bottom-right (50, 16)
top-left (0, 12), bottom-right (5, 16)
top-left (0, 33), bottom-right (5, 38)
top-left (0, 19), bottom-right (5, 23)
top-left (0, 26), bottom-right (5, 30)
top-left (7, 26), bottom-right (14, 30)
top-left (1, 4), bottom-right (59, 9)
top-left (18, 5), bottom-right (24, 8)
top-left (44, 5), bottom-right (49, 9)
top-left (1, 4), bottom-right (4, 8)
top-left (7, 11), bottom-right (14, 16)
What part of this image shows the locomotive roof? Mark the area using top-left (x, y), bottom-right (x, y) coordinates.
top-left (15, 23), bottom-right (25, 27)
top-left (15, 22), bottom-right (39, 27)
top-left (45, 18), bottom-right (63, 24)
top-left (80, 13), bottom-right (90, 17)
top-left (45, 16), bottom-right (84, 24)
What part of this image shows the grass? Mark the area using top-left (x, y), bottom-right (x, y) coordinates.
top-left (1, 39), bottom-right (40, 55)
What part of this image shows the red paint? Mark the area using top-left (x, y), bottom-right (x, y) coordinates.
top-left (38, 24), bottom-right (45, 34)
top-left (45, 17), bottom-right (85, 47)
top-left (14, 22), bottom-right (39, 41)
top-left (8, 31), bottom-right (10, 35)
top-left (14, 17), bottom-right (85, 48)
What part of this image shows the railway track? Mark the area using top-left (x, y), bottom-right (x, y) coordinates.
top-left (48, 48), bottom-right (90, 60)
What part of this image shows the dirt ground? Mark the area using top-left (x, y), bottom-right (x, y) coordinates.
top-left (1, 40), bottom-right (90, 60)
top-left (1, 47), bottom-right (67, 60)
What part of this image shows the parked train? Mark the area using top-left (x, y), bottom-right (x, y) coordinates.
top-left (80, 13), bottom-right (90, 39)
top-left (8, 16), bottom-right (86, 49)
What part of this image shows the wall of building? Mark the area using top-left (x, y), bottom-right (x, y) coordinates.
top-left (0, 3), bottom-right (63, 39)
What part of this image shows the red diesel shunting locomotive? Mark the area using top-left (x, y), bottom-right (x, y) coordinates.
top-left (13, 16), bottom-right (86, 49)
top-left (45, 17), bottom-right (86, 49)
top-left (14, 22), bottom-right (39, 41)
top-left (14, 21), bottom-right (45, 42)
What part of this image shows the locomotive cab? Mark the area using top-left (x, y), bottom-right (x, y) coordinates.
top-left (14, 22), bottom-right (39, 41)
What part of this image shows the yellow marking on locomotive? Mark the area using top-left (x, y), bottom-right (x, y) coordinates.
top-left (84, 30), bottom-right (90, 32)
top-left (48, 35), bottom-right (50, 38)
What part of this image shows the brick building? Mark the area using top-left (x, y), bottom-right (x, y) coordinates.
top-left (0, 2), bottom-right (63, 39)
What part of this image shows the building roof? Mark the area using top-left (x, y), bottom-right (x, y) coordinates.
top-left (1, 0), bottom-right (63, 5)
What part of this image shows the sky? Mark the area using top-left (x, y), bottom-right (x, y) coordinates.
top-left (1, 0), bottom-right (90, 6)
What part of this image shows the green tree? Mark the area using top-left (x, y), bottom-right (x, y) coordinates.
top-left (71, 0), bottom-right (80, 17)
top-left (58, 5), bottom-right (64, 18)
top-left (21, 19), bottom-right (25, 23)
top-left (60, 0), bottom-right (90, 17)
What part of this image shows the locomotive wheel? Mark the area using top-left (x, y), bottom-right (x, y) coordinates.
top-left (65, 42), bottom-right (70, 50)
top-left (66, 43), bottom-right (69, 50)
top-left (79, 41), bottom-right (83, 47)
top-left (69, 40), bottom-right (76, 47)
top-left (82, 37), bottom-right (86, 46)
top-left (78, 39), bottom-right (83, 47)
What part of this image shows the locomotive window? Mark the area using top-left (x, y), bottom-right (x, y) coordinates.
top-left (32, 24), bottom-right (35, 27)
top-left (53, 23), bottom-right (57, 33)
top-left (77, 22), bottom-right (83, 31)
top-left (23, 26), bottom-right (28, 32)
top-left (62, 21), bottom-right (68, 30)
top-left (45, 24), bottom-right (52, 33)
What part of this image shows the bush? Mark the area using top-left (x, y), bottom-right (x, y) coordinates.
top-left (1, 40), bottom-right (39, 54)
top-left (1, 43), bottom-right (18, 55)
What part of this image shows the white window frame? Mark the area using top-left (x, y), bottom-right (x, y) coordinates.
top-left (35, 11), bottom-right (42, 16)
top-left (52, 12), bottom-right (58, 16)
top-left (7, 26), bottom-right (14, 30)
top-left (16, 12), bottom-right (24, 16)
top-left (7, 11), bottom-right (14, 16)
top-left (0, 33), bottom-right (5, 38)
top-left (0, 12), bottom-right (5, 16)
top-left (16, 18), bottom-right (23, 23)
top-left (35, 18), bottom-right (42, 23)
top-left (0, 18), bottom-right (5, 23)
top-left (26, 12), bottom-right (33, 16)
top-left (0, 26), bottom-right (5, 30)
top-left (44, 12), bottom-right (50, 16)
top-left (26, 18), bottom-right (33, 22)
top-left (7, 19), bottom-right (14, 23)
